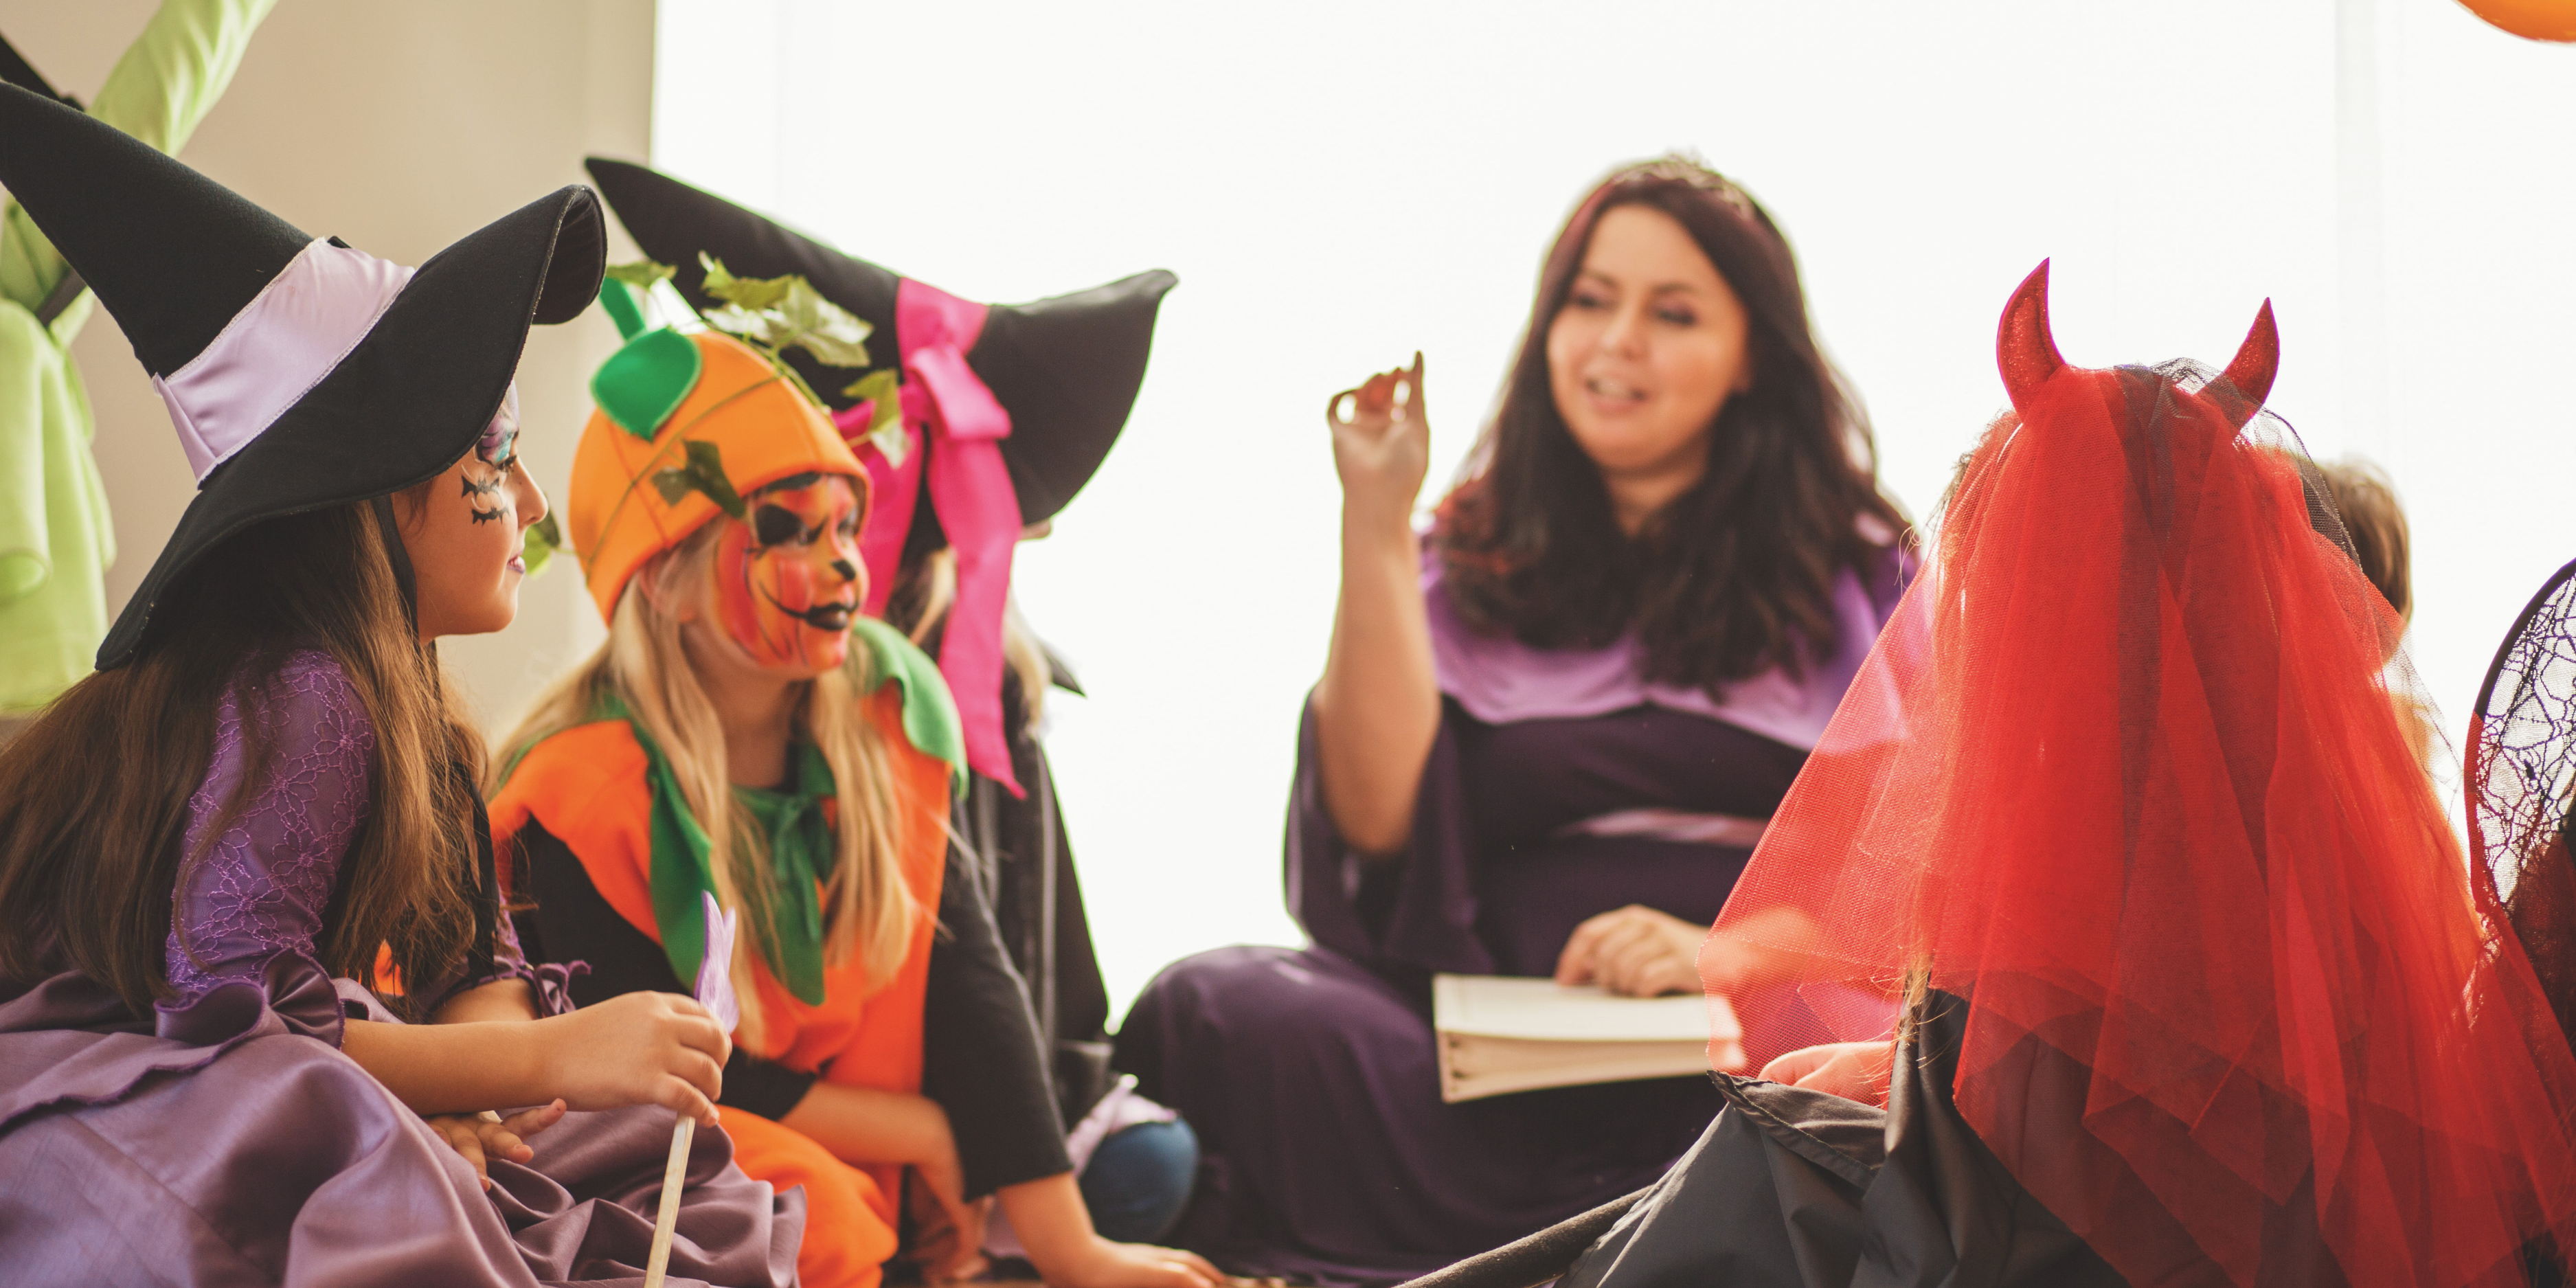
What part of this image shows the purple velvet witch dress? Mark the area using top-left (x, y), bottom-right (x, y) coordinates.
top-left (0, 651), bottom-right (803, 1287)
top-left (1116, 545), bottom-right (1910, 1285)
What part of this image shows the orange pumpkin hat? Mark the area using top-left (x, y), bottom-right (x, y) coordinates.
top-left (569, 289), bottom-right (868, 622)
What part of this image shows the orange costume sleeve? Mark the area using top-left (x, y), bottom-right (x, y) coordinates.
top-left (490, 686), bottom-right (952, 1288)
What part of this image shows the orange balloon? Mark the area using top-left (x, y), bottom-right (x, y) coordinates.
top-left (2457, 0), bottom-right (2576, 41)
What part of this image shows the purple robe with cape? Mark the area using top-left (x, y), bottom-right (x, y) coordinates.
top-left (0, 651), bottom-right (802, 1285)
top-left (1116, 545), bottom-right (1909, 1285)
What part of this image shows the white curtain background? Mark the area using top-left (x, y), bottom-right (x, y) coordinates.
top-left (651, 0), bottom-right (2576, 1020)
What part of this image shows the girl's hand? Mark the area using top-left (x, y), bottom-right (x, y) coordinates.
top-left (1326, 353), bottom-right (1431, 530)
top-left (1761, 1041), bottom-right (1897, 1107)
top-left (537, 991), bottom-right (730, 1125)
top-left (424, 1099), bottom-right (565, 1190)
top-left (1044, 1235), bottom-right (1226, 1288)
top-left (1555, 904), bottom-right (1707, 997)
top-left (906, 1130), bottom-right (991, 1284)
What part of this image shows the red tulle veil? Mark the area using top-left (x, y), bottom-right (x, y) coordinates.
top-left (1702, 262), bottom-right (2576, 1287)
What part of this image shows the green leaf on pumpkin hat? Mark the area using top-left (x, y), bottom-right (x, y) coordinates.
top-left (606, 258), bottom-right (677, 291)
top-left (591, 326), bottom-right (703, 441)
top-left (698, 253), bottom-right (872, 370)
top-left (596, 260), bottom-right (680, 342)
top-left (521, 510), bottom-right (563, 577)
top-left (841, 368), bottom-right (908, 464)
top-left (651, 438), bottom-right (749, 520)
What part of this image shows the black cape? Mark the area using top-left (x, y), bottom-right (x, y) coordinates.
top-left (1401, 994), bottom-right (2127, 1288)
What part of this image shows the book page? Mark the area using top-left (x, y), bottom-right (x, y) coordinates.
top-left (1433, 974), bottom-right (1740, 1043)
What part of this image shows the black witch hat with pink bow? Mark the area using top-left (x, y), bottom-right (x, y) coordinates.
top-left (583, 157), bottom-right (1176, 795)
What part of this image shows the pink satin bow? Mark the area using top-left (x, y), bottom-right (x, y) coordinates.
top-left (838, 278), bottom-right (1024, 797)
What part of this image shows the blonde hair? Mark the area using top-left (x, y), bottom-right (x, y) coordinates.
top-left (893, 547), bottom-right (1054, 730)
top-left (501, 525), bottom-right (920, 1043)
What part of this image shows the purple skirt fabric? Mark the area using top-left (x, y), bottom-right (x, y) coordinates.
top-left (1120, 943), bottom-right (1721, 1285)
top-left (0, 962), bottom-right (803, 1287)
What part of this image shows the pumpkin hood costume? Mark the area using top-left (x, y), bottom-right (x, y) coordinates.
top-left (492, 253), bottom-right (1087, 1288)
top-left (508, 258), bottom-right (969, 1004)
top-left (583, 157), bottom-right (1177, 796)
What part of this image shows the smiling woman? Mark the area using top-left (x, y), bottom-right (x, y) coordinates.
top-left (1114, 157), bottom-right (1913, 1283)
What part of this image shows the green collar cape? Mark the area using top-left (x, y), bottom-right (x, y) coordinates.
top-left (514, 615), bottom-right (963, 1005)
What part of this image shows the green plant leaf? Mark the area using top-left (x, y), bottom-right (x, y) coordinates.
top-left (606, 259), bottom-right (677, 290)
top-left (771, 279), bottom-right (872, 368)
top-left (842, 369), bottom-right (902, 430)
top-left (841, 368), bottom-right (907, 463)
top-left (651, 438), bottom-right (749, 519)
top-left (698, 253), bottom-right (736, 294)
top-left (521, 510), bottom-right (563, 577)
top-left (694, 253), bottom-right (872, 371)
top-left (699, 253), bottom-right (790, 311)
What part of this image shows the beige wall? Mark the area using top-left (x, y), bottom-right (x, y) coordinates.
top-left (0, 0), bottom-right (653, 730)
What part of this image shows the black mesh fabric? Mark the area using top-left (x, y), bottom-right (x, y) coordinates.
top-left (2470, 557), bottom-right (2576, 1050)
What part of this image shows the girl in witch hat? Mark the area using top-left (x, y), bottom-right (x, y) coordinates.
top-left (0, 88), bottom-right (801, 1285)
top-left (489, 169), bottom-right (1214, 1288)
top-left (1411, 265), bottom-right (2576, 1288)
top-left (0, 0), bottom-right (277, 718)
top-left (569, 155), bottom-right (1201, 1263)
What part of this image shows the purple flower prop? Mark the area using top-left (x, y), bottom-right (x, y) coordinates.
top-left (695, 891), bottom-right (741, 1032)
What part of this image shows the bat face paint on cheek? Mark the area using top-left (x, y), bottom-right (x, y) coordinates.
top-left (709, 472), bottom-right (866, 672)
top-left (462, 384), bottom-right (521, 525)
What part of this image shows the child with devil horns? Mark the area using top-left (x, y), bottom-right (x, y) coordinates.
top-left (0, 89), bottom-right (803, 1284)
top-left (488, 162), bottom-right (1216, 1288)
top-left (1404, 266), bottom-right (2576, 1288)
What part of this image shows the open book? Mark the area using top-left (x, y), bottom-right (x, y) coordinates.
top-left (1432, 974), bottom-right (1743, 1103)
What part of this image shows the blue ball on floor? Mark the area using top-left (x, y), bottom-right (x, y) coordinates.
top-left (1081, 1117), bottom-right (1201, 1245)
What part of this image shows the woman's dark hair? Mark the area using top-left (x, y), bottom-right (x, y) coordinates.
top-left (1435, 155), bottom-right (1904, 690)
top-left (0, 495), bottom-right (483, 1018)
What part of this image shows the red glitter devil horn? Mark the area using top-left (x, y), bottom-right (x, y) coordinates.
top-left (2215, 300), bottom-right (2280, 419)
top-left (1996, 260), bottom-right (2065, 409)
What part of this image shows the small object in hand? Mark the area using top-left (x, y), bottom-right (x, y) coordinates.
top-left (645, 894), bottom-right (741, 1288)
top-left (694, 890), bottom-right (741, 1032)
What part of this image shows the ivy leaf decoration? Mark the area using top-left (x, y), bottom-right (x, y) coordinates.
top-left (521, 511), bottom-right (564, 577)
top-left (698, 253), bottom-right (872, 370)
top-left (651, 439), bottom-right (749, 519)
top-left (841, 368), bottom-right (909, 464)
top-left (769, 280), bottom-right (874, 368)
top-left (605, 259), bottom-right (677, 291)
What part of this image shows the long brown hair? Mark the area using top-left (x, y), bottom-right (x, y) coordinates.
top-left (1436, 155), bottom-right (1904, 689)
top-left (0, 497), bottom-right (484, 1018)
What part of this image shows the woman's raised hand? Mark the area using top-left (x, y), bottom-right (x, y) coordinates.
top-left (1326, 353), bottom-right (1431, 528)
top-left (538, 991), bottom-right (731, 1126)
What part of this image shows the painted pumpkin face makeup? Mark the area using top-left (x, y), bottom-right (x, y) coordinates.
top-left (709, 471), bottom-right (866, 673)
